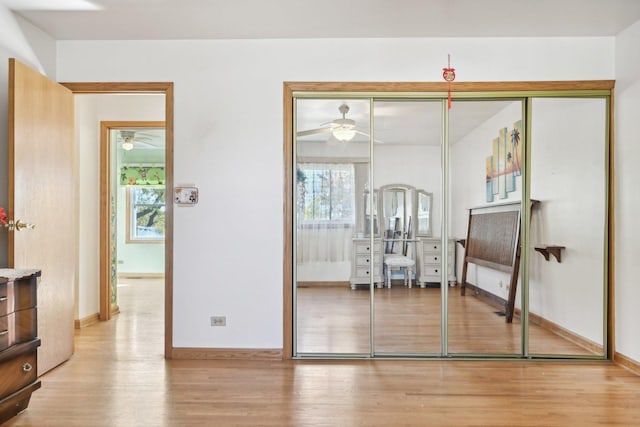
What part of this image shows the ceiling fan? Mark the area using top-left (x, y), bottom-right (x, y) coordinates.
top-left (119, 130), bottom-right (159, 151)
top-left (297, 103), bottom-right (368, 142)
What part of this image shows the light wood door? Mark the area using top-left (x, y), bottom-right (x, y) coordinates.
top-left (8, 58), bottom-right (76, 375)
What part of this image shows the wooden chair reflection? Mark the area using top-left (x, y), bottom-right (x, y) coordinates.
top-left (383, 217), bottom-right (416, 288)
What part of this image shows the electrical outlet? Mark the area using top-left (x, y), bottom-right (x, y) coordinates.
top-left (210, 316), bottom-right (226, 326)
top-left (499, 280), bottom-right (503, 288)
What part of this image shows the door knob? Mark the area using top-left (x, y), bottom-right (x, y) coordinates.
top-left (7, 219), bottom-right (35, 231)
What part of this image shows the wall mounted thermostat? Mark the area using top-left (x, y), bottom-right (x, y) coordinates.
top-left (174, 186), bottom-right (198, 205)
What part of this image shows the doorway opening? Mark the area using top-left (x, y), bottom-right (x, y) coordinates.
top-left (62, 82), bottom-right (174, 358)
top-left (100, 121), bottom-right (165, 322)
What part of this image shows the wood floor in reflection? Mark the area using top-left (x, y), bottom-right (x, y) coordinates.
top-left (7, 279), bottom-right (640, 427)
top-left (297, 285), bottom-right (597, 355)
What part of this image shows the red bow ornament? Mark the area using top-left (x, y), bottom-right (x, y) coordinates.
top-left (442, 54), bottom-right (456, 109)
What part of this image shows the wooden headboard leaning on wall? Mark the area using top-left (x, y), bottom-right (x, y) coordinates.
top-left (459, 200), bottom-right (539, 323)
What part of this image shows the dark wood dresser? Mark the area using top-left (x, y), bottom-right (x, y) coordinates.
top-left (0, 269), bottom-right (41, 425)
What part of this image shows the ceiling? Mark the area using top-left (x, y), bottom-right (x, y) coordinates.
top-left (116, 128), bottom-right (165, 160)
top-left (296, 98), bottom-right (517, 146)
top-left (4, 0), bottom-right (640, 40)
top-left (116, 128), bottom-right (165, 150)
top-left (6, 1), bottom-right (632, 148)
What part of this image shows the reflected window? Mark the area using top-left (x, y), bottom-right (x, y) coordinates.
top-left (126, 186), bottom-right (166, 243)
top-left (297, 163), bottom-right (355, 224)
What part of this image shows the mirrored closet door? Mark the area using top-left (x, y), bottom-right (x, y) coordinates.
top-left (447, 99), bottom-right (525, 356)
top-left (372, 100), bottom-right (443, 356)
top-left (290, 85), bottom-right (610, 360)
top-left (528, 97), bottom-right (608, 357)
top-left (294, 98), bottom-right (372, 355)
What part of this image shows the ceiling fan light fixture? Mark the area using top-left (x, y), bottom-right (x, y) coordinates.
top-left (120, 130), bottom-right (135, 150)
top-left (296, 102), bottom-right (360, 142)
top-left (332, 127), bottom-right (357, 142)
top-left (331, 117), bottom-right (357, 141)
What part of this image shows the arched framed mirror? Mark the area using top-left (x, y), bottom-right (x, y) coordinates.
top-left (379, 184), bottom-right (415, 254)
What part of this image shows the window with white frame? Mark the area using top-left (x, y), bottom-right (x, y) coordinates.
top-left (297, 163), bottom-right (355, 224)
top-left (126, 186), bottom-right (166, 243)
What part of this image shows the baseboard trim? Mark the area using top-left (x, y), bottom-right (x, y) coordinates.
top-left (527, 311), bottom-right (603, 354)
top-left (463, 282), bottom-right (507, 311)
top-left (75, 313), bottom-right (100, 329)
top-left (614, 352), bottom-right (640, 375)
top-left (117, 273), bottom-right (164, 279)
top-left (111, 304), bottom-right (120, 317)
top-left (171, 347), bottom-right (283, 360)
top-left (463, 282), bottom-right (603, 354)
top-left (297, 281), bottom-right (349, 288)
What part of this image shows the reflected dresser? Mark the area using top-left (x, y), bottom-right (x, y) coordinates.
top-left (417, 238), bottom-right (456, 287)
top-left (0, 269), bottom-right (41, 424)
top-left (350, 238), bottom-right (383, 289)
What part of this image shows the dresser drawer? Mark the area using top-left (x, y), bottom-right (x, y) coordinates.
top-left (0, 349), bottom-right (37, 398)
top-left (355, 255), bottom-right (373, 267)
top-left (0, 308), bottom-right (37, 351)
top-left (421, 265), bottom-right (443, 276)
top-left (0, 315), bottom-right (8, 352)
top-left (355, 241), bottom-right (381, 254)
top-left (422, 242), bottom-right (442, 253)
top-left (423, 254), bottom-right (442, 265)
top-left (13, 278), bottom-right (37, 312)
top-left (0, 282), bottom-right (9, 317)
top-left (14, 308), bottom-right (37, 344)
top-left (355, 243), bottom-right (372, 254)
top-left (354, 267), bottom-right (372, 278)
top-left (0, 278), bottom-right (37, 317)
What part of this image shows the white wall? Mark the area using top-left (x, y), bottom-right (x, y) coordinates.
top-left (13, 14), bottom-right (56, 79)
top-left (529, 98), bottom-right (606, 344)
top-left (450, 101), bottom-right (523, 299)
top-left (75, 94), bottom-right (164, 319)
top-left (55, 37), bottom-right (615, 349)
top-left (615, 21), bottom-right (640, 363)
top-left (451, 99), bottom-right (607, 346)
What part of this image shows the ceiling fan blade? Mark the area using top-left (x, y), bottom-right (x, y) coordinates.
top-left (297, 127), bottom-right (332, 137)
top-left (355, 130), bottom-right (386, 144)
top-left (135, 140), bottom-right (161, 148)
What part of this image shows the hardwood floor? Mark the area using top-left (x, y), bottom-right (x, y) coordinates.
top-left (6, 279), bottom-right (640, 426)
top-left (297, 285), bottom-right (597, 356)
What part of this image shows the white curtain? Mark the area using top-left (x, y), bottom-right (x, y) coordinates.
top-left (296, 163), bottom-right (356, 263)
top-left (297, 223), bottom-right (354, 263)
